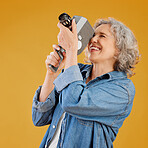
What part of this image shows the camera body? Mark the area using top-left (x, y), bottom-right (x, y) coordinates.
top-left (49, 13), bottom-right (94, 72)
top-left (59, 13), bottom-right (94, 55)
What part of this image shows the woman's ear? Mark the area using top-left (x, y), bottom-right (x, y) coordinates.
top-left (113, 48), bottom-right (120, 60)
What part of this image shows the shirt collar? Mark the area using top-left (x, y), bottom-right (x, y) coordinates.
top-left (81, 64), bottom-right (127, 80)
top-left (81, 64), bottom-right (92, 79)
top-left (108, 71), bottom-right (127, 80)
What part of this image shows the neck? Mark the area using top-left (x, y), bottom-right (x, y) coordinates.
top-left (90, 61), bottom-right (114, 79)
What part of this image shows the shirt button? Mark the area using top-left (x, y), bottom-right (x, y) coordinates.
top-left (53, 125), bottom-right (56, 128)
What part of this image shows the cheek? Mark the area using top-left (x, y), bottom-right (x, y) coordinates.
top-left (104, 43), bottom-right (117, 57)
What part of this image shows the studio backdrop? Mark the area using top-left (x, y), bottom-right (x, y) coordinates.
top-left (0, 0), bottom-right (147, 147)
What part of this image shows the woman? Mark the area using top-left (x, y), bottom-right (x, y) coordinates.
top-left (32, 17), bottom-right (140, 148)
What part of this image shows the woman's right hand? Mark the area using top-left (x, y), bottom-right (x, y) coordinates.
top-left (45, 44), bottom-right (66, 75)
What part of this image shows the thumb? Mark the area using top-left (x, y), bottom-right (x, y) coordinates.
top-left (72, 19), bottom-right (77, 36)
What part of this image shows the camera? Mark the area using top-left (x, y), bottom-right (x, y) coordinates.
top-left (49, 13), bottom-right (94, 72)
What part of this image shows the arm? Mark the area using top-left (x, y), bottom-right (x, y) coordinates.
top-left (39, 71), bottom-right (57, 102)
top-left (32, 86), bottom-right (59, 126)
top-left (57, 19), bottom-right (78, 70)
top-left (32, 18), bottom-right (76, 126)
top-left (39, 44), bottom-right (66, 102)
top-left (54, 65), bottom-right (135, 127)
top-left (32, 44), bottom-right (66, 126)
top-left (56, 20), bottom-right (135, 127)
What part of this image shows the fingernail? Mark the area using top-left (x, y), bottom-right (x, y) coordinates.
top-left (53, 44), bottom-right (60, 50)
top-left (52, 44), bottom-right (56, 48)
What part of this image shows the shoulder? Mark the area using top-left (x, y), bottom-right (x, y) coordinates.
top-left (107, 71), bottom-right (135, 95)
top-left (109, 77), bottom-right (135, 103)
top-left (112, 77), bottom-right (135, 94)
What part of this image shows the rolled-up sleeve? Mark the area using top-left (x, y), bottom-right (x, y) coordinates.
top-left (32, 86), bottom-right (58, 126)
top-left (53, 65), bottom-right (83, 92)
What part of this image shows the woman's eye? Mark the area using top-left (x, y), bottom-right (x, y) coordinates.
top-left (100, 35), bottom-right (105, 38)
top-left (93, 33), bottom-right (95, 37)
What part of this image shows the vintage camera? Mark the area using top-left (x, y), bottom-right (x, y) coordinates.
top-left (49, 13), bottom-right (94, 72)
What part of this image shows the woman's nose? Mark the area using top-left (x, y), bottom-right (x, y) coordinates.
top-left (91, 35), bottom-right (98, 43)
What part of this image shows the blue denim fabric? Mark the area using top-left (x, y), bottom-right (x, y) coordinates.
top-left (32, 63), bottom-right (135, 148)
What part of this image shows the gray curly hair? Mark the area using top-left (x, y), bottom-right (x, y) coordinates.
top-left (85, 17), bottom-right (140, 77)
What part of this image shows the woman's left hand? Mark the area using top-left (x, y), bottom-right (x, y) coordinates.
top-left (57, 19), bottom-right (78, 55)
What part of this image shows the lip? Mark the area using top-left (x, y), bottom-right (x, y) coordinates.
top-left (90, 49), bottom-right (99, 52)
top-left (89, 45), bottom-right (102, 52)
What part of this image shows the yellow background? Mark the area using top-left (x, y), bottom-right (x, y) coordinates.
top-left (0, 0), bottom-right (147, 147)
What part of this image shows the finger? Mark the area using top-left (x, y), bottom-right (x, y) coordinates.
top-left (46, 60), bottom-right (59, 67)
top-left (53, 44), bottom-right (66, 61)
top-left (72, 19), bottom-right (77, 36)
top-left (53, 50), bottom-right (61, 61)
top-left (46, 57), bottom-right (59, 67)
top-left (57, 31), bottom-right (63, 43)
top-left (57, 32), bottom-right (60, 41)
top-left (47, 54), bottom-right (58, 64)
top-left (50, 51), bottom-right (60, 62)
top-left (53, 44), bottom-right (60, 51)
top-left (57, 22), bottom-right (68, 31)
top-left (47, 51), bottom-right (60, 63)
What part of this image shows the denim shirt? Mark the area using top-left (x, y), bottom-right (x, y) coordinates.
top-left (32, 63), bottom-right (135, 148)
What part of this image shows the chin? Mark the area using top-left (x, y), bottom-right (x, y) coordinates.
top-left (88, 58), bottom-right (98, 64)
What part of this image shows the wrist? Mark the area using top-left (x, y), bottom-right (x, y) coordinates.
top-left (65, 55), bottom-right (77, 70)
top-left (67, 49), bottom-right (77, 57)
top-left (46, 70), bottom-right (59, 79)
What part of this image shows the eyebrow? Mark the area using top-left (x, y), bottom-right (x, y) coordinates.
top-left (94, 31), bottom-right (109, 37)
top-left (98, 31), bottom-right (109, 36)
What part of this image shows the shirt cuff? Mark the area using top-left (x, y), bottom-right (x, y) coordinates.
top-left (53, 65), bottom-right (83, 92)
top-left (32, 86), bottom-right (56, 112)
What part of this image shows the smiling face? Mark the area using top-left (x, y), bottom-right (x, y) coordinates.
top-left (88, 24), bottom-right (118, 66)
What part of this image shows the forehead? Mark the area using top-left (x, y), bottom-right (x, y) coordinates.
top-left (95, 24), bottom-right (112, 35)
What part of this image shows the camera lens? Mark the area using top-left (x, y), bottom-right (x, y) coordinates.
top-left (58, 13), bottom-right (72, 29)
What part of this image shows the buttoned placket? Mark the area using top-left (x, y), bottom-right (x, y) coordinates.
top-left (45, 124), bottom-right (57, 148)
top-left (45, 104), bottom-right (64, 148)
top-left (58, 113), bottom-right (67, 148)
